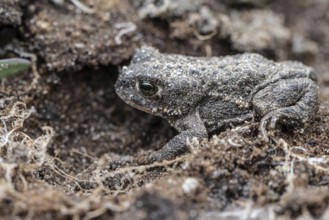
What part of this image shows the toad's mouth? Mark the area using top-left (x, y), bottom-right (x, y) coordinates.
top-left (115, 86), bottom-right (155, 115)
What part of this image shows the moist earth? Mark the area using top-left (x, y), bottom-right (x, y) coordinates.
top-left (0, 0), bottom-right (329, 219)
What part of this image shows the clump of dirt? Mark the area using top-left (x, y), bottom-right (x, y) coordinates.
top-left (0, 0), bottom-right (329, 219)
top-left (0, 0), bottom-right (22, 26)
top-left (22, 0), bottom-right (139, 72)
top-left (218, 9), bottom-right (291, 58)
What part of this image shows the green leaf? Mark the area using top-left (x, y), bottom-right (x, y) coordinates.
top-left (0, 58), bottom-right (31, 79)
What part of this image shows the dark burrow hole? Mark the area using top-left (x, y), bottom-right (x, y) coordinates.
top-left (22, 66), bottom-right (176, 171)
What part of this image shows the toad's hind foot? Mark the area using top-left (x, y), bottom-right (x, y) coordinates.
top-left (253, 78), bottom-right (318, 142)
top-left (260, 108), bottom-right (303, 142)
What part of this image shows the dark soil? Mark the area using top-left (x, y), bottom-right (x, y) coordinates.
top-left (0, 0), bottom-right (329, 219)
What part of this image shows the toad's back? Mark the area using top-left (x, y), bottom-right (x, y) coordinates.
top-left (154, 52), bottom-right (315, 88)
top-left (160, 53), bottom-right (317, 133)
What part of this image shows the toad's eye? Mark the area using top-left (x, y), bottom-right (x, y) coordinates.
top-left (138, 81), bottom-right (159, 97)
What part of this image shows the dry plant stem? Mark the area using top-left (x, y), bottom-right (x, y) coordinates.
top-left (71, 149), bottom-right (97, 160)
top-left (45, 155), bottom-right (86, 188)
top-left (1, 163), bottom-right (17, 188)
top-left (280, 138), bottom-right (329, 173)
top-left (4, 187), bottom-right (121, 220)
top-left (43, 149), bottom-right (191, 193)
top-left (0, 102), bottom-right (28, 149)
top-left (70, 0), bottom-right (95, 14)
top-left (105, 154), bottom-right (190, 177)
top-left (277, 138), bottom-right (329, 197)
top-left (83, 207), bottom-right (107, 220)
top-left (18, 172), bottom-right (28, 192)
top-left (193, 29), bottom-right (217, 41)
top-left (51, 0), bottom-right (95, 14)
top-left (280, 138), bottom-right (295, 193)
top-left (208, 206), bottom-right (276, 220)
top-left (114, 22), bottom-right (137, 45)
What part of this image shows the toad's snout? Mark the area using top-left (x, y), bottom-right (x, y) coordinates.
top-left (115, 73), bottom-right (136, 103)
top-left (115, 74), bottom-right (131, 92)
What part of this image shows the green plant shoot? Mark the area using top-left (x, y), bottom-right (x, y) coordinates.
top-left (0, 58), bottom-right (31, 79)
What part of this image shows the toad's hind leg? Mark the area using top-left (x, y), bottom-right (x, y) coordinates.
top-left (252, 78), bottom-right (318, 141)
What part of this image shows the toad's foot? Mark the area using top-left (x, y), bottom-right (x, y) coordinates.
top-left (260, 110), bottom-right (284, 142)
top-left (137, 111), bottom-right (208, 165)
top-left (254, 78), bottom-right (318, 142)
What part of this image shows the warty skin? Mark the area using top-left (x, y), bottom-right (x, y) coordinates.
top-left (115, 46), bottom-right (318, 164)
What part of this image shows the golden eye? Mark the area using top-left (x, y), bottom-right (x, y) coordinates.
top-left (138, 81), bottom-right (158, 97)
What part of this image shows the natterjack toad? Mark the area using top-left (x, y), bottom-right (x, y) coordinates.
top-left (115, 46), bottom-right (318, 163)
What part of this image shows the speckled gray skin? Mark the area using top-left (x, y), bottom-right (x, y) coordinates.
top-left (115, 46), bottom-right (318, 164)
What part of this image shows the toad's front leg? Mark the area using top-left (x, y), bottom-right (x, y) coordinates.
top-left (137, 111), bottom-right (208, 164)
